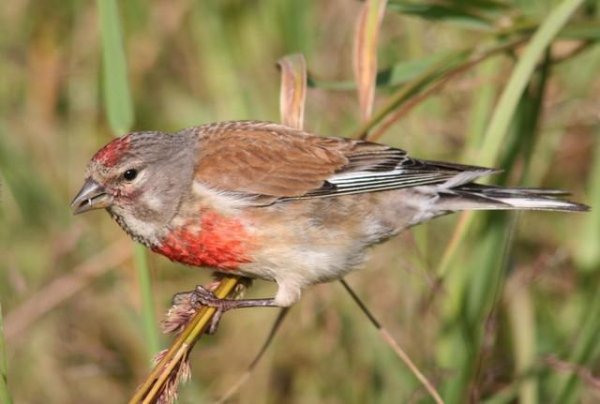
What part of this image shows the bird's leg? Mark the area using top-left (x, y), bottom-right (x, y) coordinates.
top-left (192, 285), bottom-right (279, 310)
top-left (191, 285), bottom-right (279, 334)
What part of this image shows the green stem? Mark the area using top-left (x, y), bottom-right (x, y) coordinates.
top-left (134, 246), bottom-right (160, 355)
top-left (0, 303), bottom-right (12, 404)
top-left (97, 0), bottom-right (133, 134)
top-left (97, 0), bottom-right (160, 358)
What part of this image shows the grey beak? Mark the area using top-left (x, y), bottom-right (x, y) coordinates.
top-left (71, 178), bottom-right (112, 214)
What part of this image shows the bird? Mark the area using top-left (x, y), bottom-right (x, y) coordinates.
top-left (71, 120), bottom-right (588, 315)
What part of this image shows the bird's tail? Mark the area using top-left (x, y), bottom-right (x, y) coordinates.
top-left (436, 183), bottom-right (589, 212)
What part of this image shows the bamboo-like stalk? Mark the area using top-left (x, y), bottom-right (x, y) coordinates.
top-left (129, 276), bottom-right (241, 404)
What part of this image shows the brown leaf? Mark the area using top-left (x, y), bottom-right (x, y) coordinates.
top-left (277, 53), bottom-right (307, 130)
top-left (353, 0), bottom-right (387, 123)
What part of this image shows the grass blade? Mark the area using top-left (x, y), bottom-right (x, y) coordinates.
top-left (440, 33), bottom-right (553, 403)
top-left (505, 279), bottom-right (538, 404)
top-left (437, 0), bottom-right (584, 278)
top-left (440, 214), bottom-right (515, 404)
top-left (387, 0), bottom-right (501, 30)
top-left (134, 244), bottom-right (160, 355)
top-left (97, 0), bottom-right (160, 357)
top-left (477, 0), bottom-right (585, 167)
top-left (575, 127), bottom-right (600, 271)
top-left (97, 0), bottom-right (133, 134)
top-left (553, 288), bottom-right (600, 403)
top-left (0, 303), bottom-right (11, 404)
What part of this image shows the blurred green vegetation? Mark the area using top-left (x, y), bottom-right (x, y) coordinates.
top-left (0, 1), bottom-right (599, 403)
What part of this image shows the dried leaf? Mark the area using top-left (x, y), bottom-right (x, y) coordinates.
top-left (353, 0), bottom-right (388, 122)
top-left (277, 54), bottom-right (307, 130)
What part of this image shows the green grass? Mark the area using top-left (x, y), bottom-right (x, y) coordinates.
top-left (477, 0), bottom-right (585, 168)
top-left (0, 1), bottom-right (598, 402)
top-left (0, 303), bottom-right (11, 404)
top-left (97, 0), bottom-right (160, 358)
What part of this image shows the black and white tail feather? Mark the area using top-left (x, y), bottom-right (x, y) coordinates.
top-left (283, 143), bottom-right (589, 213)
top-left (434, 183), bottom-right (588, 212)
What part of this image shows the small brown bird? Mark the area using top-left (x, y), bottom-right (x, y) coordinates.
top-left (72, 121), bottom-right (588, 313)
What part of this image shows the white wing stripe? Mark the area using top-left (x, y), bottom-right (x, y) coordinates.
top-left (329, 169), bottom-right (406, 181)
top-left (330, 173), bottom-right (445, 185)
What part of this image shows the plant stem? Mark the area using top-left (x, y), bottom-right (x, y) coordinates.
top-left (0, 303), bottom-right (12, 404)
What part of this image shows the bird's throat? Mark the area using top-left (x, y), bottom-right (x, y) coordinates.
top-left (151, 210), bottom-right (255, 270)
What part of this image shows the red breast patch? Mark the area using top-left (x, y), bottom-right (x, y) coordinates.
top-left (152, 210), bottom-right (255, 270)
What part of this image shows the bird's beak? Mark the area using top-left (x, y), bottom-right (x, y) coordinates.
top-left (71, 178), bottom-right (113, 215)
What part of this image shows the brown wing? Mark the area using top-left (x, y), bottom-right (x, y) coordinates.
top-left (194, 121), bottom-right (350, 197)
top-left (193, 121), bottom-right (494, 199)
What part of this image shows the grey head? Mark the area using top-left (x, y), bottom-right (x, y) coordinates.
top-left (71, 130), bottom-right (197, 245)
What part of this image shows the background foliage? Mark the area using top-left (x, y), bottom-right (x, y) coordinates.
top-left (1, 1), bottom-right (599, 403)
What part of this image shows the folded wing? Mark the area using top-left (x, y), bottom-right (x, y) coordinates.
top-left (192, 121), bottom-right (494, 201)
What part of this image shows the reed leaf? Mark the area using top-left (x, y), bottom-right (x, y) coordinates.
top-left (97, 0), bottom-right (160, 357)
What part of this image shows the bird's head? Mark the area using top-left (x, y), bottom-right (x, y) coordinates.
top-left (71, 130), bottom-right (196, 243)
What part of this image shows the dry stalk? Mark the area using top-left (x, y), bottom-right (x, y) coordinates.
top-left (277, 54), bottom-right (307, 129)
top-left (353, 0), bottom-right (388, 122)
top-left (340, 280), bottom-right (444, 404)
top-left (128, 275), bottom-right (245, 404)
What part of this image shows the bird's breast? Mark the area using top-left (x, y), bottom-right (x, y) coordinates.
top-left (152, 210), bottom-right (257, 270)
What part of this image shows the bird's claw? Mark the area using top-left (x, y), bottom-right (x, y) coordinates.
top-left (191, 285), bottom-right (229, 334)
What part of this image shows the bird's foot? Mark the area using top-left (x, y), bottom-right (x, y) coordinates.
top-left (191, 285), bottom-right (278, 334)
top-left (189, 286), bottom-right (227, 334)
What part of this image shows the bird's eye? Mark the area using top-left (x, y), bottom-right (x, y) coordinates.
top-left (123, 169), bottom-right (138, 181)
